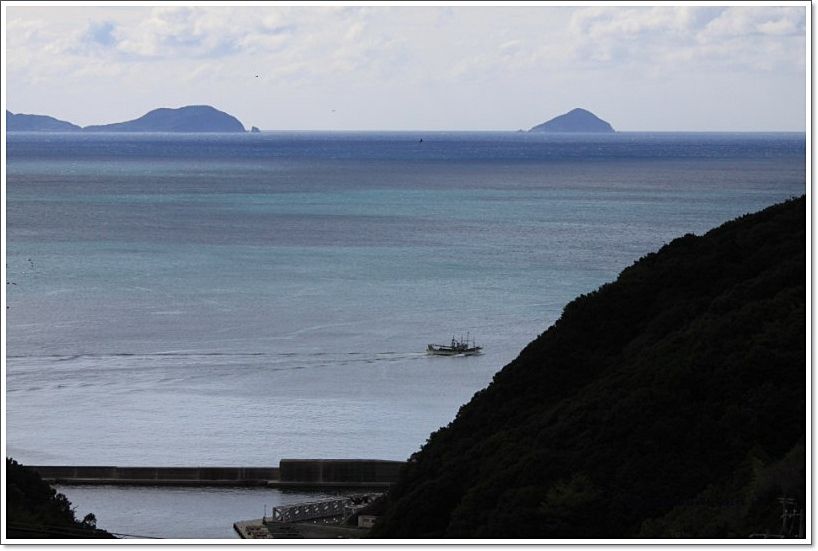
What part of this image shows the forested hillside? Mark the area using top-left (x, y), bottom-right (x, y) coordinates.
top-left (6, 458), bottom-right (114, 539)
top-left (372, 196), bottom-right (806, 538)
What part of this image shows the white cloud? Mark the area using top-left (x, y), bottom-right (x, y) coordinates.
top-left (700, 6), bottom-right (804, 39)
top-left (567, 6), bottom-right (804, 74)
top-left (114, 7), bottom-right (244, 58)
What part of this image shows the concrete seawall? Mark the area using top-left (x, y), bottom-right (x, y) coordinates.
top-left (31, 459), bottom-right (404, 488)
top-left (277, 459), bottom-right (403, 488)
top-left (31, 466), bottom-right (280, 486)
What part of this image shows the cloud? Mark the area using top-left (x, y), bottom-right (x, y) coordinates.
top-left (700, 6), bottom-right (804, 39)
top-left (113, 7), bottom-right (242, 58)
top-left (567, 6), bottom-right (804, 73)
top-left (32, 6), bottom-right (408, 86)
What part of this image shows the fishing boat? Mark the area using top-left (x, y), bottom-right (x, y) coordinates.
top-left (426, 334), bottom-right (482, 356)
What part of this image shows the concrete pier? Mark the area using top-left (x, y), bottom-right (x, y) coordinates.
top-left (30, 459), bottom-right (404, 488)
top-left (233, 518), bottom-right (368, 539)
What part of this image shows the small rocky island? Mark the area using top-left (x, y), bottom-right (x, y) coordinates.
top-left (7, 105), bottom-right (247, 133)
top-left (529, 108), bottom-right (615, 133)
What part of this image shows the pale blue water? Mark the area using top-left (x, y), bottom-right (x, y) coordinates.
top-left (5, 131), bottom-right (805, 538)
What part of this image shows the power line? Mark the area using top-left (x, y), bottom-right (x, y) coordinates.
top-left (6, 520), bottom-right (161, 539)
top-left (6, 523), bottom-right (112, 538)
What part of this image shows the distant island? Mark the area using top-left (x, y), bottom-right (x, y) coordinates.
top-left (529, 108), bottom-right (615, 133)
top-left (84, 105), bottom-right (245, 133)
top-left (6, 105), bottom-right (246, 133)
top-left (6, 111), bottom-right (81, 132)
top-left (7, 105), bottom-right (618, 134)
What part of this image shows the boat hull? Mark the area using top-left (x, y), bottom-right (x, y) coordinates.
top-left (426, 346), bottom-right (483, 356)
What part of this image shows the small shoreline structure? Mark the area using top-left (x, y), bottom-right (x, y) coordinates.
top-left (427, 333), bottom-right (482, 356)
top-left (234, 494), bottom-right (381, 539)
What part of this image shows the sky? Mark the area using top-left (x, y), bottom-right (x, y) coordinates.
top-left (2, 2), bottom-right (809, 131)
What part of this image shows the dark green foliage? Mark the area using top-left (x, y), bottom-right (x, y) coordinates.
top-left (639, 439), bottom-right (805, 538)
top-left (372, 197), bottom-right (805, 538)
top-left (6, 458), bottom-right (115, 539)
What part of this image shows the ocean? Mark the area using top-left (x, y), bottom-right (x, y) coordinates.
top-left (5, 131), bottom-right (805, 538)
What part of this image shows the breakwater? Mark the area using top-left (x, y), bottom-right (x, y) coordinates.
top-left (31, 459), bottom-right (404, 488)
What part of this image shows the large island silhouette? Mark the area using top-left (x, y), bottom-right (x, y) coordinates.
top-left (83, 105), bottom-right (245, 132)
top-left (6, 105), bottom-right (246, 133)
top-left (529, 108), bottom-right (615, 133)
top-left (6, 111), bottom-right (81, 132)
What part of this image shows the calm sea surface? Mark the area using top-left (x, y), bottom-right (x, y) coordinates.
top-left (5, 131), bottom-right (805, 538)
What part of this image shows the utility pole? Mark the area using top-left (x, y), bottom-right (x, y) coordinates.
top-left (778, 498), bottom-right (799, 537)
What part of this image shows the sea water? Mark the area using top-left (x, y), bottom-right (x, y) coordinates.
top-left (5, 131), bottom-right (805, 537)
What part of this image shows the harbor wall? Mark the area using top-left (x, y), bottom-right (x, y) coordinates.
top-left (30, 465), bottom-right (280, 486)
top-left (278, 459), bottom-right (404, 487)
top-left (30, 460), bottom-right (404, 487)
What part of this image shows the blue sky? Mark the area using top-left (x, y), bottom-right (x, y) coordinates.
top-left (3, 3), bottom-right (808, 131)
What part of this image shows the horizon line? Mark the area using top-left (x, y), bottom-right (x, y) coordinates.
top-left (5, 128), bottom-right (807, 134)
top-left (6, 108), bottom-right (805, 135)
